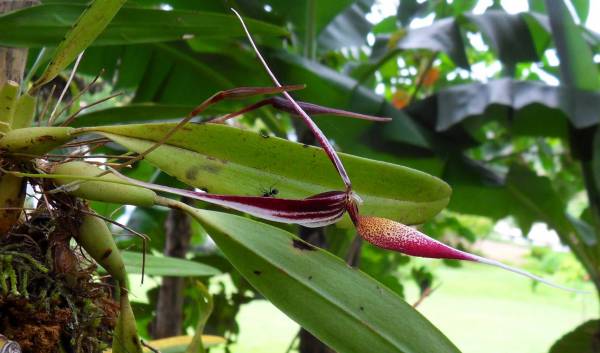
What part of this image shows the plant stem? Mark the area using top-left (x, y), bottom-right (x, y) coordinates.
top-left (304, 0), bottom-right (317, 60)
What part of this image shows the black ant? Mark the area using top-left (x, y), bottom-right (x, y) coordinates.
top-left (261, 185), bottom-right (279, 197)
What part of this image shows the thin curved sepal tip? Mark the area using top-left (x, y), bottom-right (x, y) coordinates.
top-left (231, 8), bottom-right (353, 191)
top-left (356, 216), bottom-right (589, 294)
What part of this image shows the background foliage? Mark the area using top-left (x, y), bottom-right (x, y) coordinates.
top-left (1, 0), bottom-right (599, 352)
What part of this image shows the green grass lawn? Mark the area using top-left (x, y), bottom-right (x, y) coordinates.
top-left (215, 261), bottom-right (597, 353)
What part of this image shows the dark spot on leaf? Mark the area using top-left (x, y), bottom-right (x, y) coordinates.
top-left (131, 336), bottom-right (138, 345)
top-left (308, 275), bottom-right (313, 280)
top-left (186, 165), bottom-right (201, 180)
top-left (36, 135), bottom-right (56, 142)
top-left (189, 164), bottom-right (221, 177)
top-left (302, 144), bottom-right (309, 148)
top-left (260, 131), bottom-right (270, 139)
top-left (360, 306), bottom-right (364, 311)
top-left (201, 165), bottom-right (220, 174)
top-left (101, 249), bottom-right (112, 260)
top-left (292, 239), bottom-right (316, 251)
top-left (207, 156), bottom-right (228, 164)
top-left (253, 270), bottom-right (262, 275)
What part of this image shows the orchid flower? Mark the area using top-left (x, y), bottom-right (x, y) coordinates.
top-left (110, 9), bottom-right (586, 294)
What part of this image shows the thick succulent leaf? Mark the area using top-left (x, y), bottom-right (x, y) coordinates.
top-left (0, 4), bottom-right (287, 47)
top-left (409, 78), bottom-right (600, 132)
top-left (121, 251), bottom-right (220, 277)
top-left (549, 320), bottom-right (600, 353)
top-left (179, 206), bottom-right (461, 353)
top-left (89, 123), bottom-right (451, 226)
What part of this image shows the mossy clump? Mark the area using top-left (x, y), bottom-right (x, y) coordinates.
top-left (0, 192), bottom-right (118, 353)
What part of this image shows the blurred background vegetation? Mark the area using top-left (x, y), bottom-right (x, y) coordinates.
top-left (3, 0), bottom-right (600, 352)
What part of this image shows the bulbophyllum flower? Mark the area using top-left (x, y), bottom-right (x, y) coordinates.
top-left (110, 9), bottom-right (586, 294)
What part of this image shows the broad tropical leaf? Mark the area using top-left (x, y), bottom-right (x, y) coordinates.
top-left (178, 206), bottom-right (461, 353)
top-left (0, 4), bottom-right (287, 47)
top-left (407, 78), bottom-right (600, 133)
top-left (549, 320), bottom-right (600, 353)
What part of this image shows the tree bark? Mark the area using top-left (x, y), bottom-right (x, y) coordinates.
top-left (0, 0), bottom-right (37, 236)
top-left (297, 226), bottom-right (337, 353)
top-left (0, 1), bottom-right (37, 86)
top-left (152, 198), bottom-right (193, 338)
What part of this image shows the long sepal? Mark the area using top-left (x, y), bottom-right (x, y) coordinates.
top-left (214, 97), bottom-right (391, 123)
top-left (110, 168), bottom-right (348, 227)
top-left (270, 97), bottom-right (391, 122)
top-left (356, 216), bottom-right (588, 293)
top-left (232, 9), bottom-right (353, 191)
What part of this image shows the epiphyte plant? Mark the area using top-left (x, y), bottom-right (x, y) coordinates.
top-left (106, 9), bottom-right (585, 294)
top-left (0, 2), bottom-right (587, 352)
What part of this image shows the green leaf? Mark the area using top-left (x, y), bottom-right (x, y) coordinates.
top-left (271, 51), bottom-right (431, 149)
top-left (505, 163), bottom-right (573, 235)
top-left (549, 320), bottom-right (600, 353)
top-left (180, 206), bottom-right (461, 353)
top-left (374, 17), bottom-right (469, 69)
top-left (72, 104), bottom-right (195, 127)
top-left (121, 251), bottom-right (220, 277)
top-left (138, 335), bottom-right (225, 353)
top-left (251, 0), bottom-right (353, 42)
top-left (89, 122), bottom-right (451, 226)
top-left (0, 4), bottom-right (288, 47)
top-left (571, 0), bottom-right (590, 23)
top-left (463, 11), bottom-right (540, 69)
top-left (397, 0), bottom-right (428, 27)
top-left (317, 0), bottom-right (374, 51)
top-left (412, 78), bottom-right (600, 133)
top-left (567, 214), bottom-right (597, 246)
top-left (372, 11), bottom-right (561, 72)
top-left (32, 0), bottom-right (127, 91)
top-left (593, 128), bottom-right (600, 194)
top-left (546, 0), bottom-right (600, 91)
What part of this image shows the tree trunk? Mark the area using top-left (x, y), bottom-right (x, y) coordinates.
top-left (152, 198), bottom-right (193, 338)
top-left (0, 0), bottom-right (36, 86)
top-left (293, 119), bottom-right (338, 353)
top-left (0, 0), bottom-right (37, 236)
top-left (297, 226), bottom-right (337, 353)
